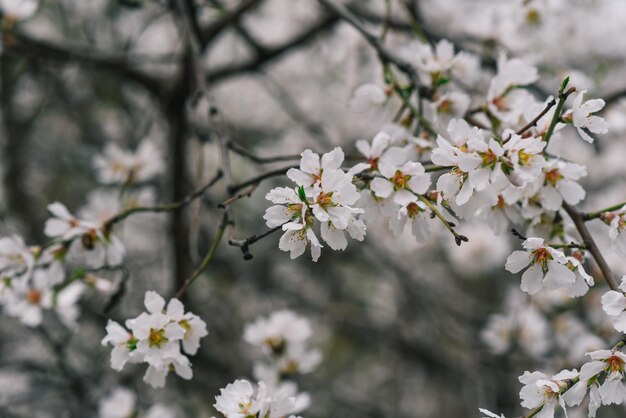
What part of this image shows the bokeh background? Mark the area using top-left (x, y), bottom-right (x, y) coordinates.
top-left (2, 0), bottom-right (626, 417)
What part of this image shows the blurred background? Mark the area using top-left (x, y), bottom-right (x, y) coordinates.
top-left (2, 0), bottom-right (626, 417)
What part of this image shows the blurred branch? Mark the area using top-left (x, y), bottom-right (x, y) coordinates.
top-left (207, 13), bottom-right (341, 82)
top-left (228, 165), bottom-right (297, 194)
top-left (228, 140), bottom-right (301, 164)
top-left (104, 170), bottom-right (223, 229)
top-left (202, 0), bottom-right (264, 43)
top-left (175, 212), bottom-right (228, 299)
top-left (7, 32), bottom-right (164, 96)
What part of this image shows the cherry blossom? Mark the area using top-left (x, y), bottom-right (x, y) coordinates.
top-left (505, 237), bottom-right (575, 295)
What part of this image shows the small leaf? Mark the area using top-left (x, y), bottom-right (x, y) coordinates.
top-left (297, 186), bottom-right (307, 202)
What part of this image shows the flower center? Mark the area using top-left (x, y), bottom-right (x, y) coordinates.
top-left (148, 328), bottom-right (168, 348)
top-left (392, 171), bottom-right (410, 189)
top-left (179, 319), bottom-right (191, 333)
top-left (27, 289), bottom-right (41, 305)
top-left (367, 157), bottom-right (379, 171)
top-left (406, 202), bottom-right (424, 218)
top-left (544, 168), bottom-right (563, 187)
top-left (481, 149), bottom-right (498, 168)
top-left (437, 99), bottom-right (452, 114)
top-left (265, 337), bottom-right (286, 355)
top-left (496, 195), bottom-right (506, 209)
top-left (607, 355), bottom-right (625, 372)
top-left (518, 149), bottom-right (532, 166)
top-left (492, 96), bottom-right (509, 112)
top-left (316, 192), bottom-right (334, 207)
top-left (531, 247), bottom-right (553, 270)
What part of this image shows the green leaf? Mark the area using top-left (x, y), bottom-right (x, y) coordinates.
top-left (297, 186), bottom-right (307, 202)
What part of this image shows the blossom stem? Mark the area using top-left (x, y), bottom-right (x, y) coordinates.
top-left (229, 224), bottom-right (285, 260)
top-left (543, 78), bottom-right (575, 146)
top-left (515, 98), bottom-right (556, 136)
top-left (104, 170), bottom-right (223, 230)
top-left (175, 212), bottom-right (229, 299)
top-left (563, 202), bottom-right (619, 291)
top-left (229, 165), bottom-right (298, 195)
top-left (386, 71), bottom-right (438, 137)
top-left (417, 194), bottom-right (468, 245)
top-left (583, 201), bottom-right (626, 221)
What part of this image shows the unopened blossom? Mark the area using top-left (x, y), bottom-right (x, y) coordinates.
top-left (505, 237), bottom-right (575, 295)
top-left (94, 140), bottom-right (164, 185)
top-left (568, 90), bottom-right (609, 143)
top-left (349, 84), bottom-right (387, 114)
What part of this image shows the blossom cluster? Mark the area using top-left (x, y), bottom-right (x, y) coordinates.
top-left (264, 148), bottom-right (366, 261)
top-left (101, 291), bottom-right (208, 388)
top-left (0, 235), bottom-right (84, 327)
top-left (214, 379), bottom-right (303, 418)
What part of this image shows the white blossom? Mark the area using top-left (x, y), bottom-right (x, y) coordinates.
top-left (505, 237), bottom-right (575, 295)
top-left (101, 291), bottom-right (207, 388)
top-left (569, 90), bottom-right (608, 143)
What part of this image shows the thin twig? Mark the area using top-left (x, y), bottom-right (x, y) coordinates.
top-left (515, 98), bottom-right (556, 136)
top-left (229, 165), bottom-right (298, 194)
top-left (229, 224), bottom-right (284, 260)
top-left (583, 201), bottom-right (626, 221)
top-left (104, 170), bottom-right (223, 229)
top-left (228, 140), bottom-right (301, 164)
top-left (175, 212), bottom-right (229, 299)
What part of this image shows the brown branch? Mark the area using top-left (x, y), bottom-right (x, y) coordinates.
top-left (228, 165), bottom-right (297, 194)
top-left (563, 202), bottom-right (618, 291)
top-left (229, 224), bottom-right (283, 260)
top-left (516, 98), bottom-right (556, 135)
